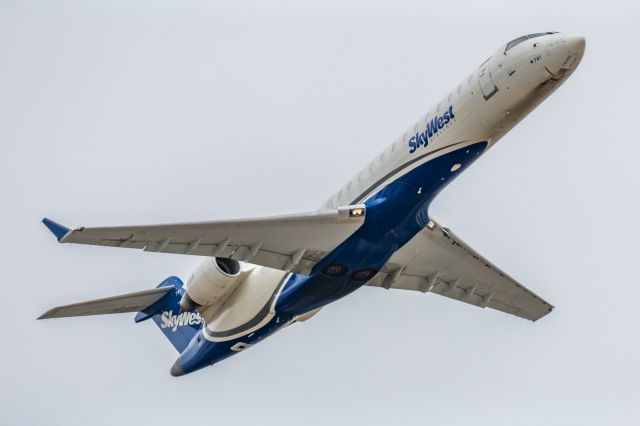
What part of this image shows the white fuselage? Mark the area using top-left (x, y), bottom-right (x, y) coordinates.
top-left (322, 32), bottom-right (584, 209)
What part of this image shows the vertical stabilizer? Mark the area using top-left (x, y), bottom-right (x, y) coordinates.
top-left (135, 277), bottom-right (203, 352)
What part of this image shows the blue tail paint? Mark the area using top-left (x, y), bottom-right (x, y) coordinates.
top-left (134, 277), bottom-right (203, 353)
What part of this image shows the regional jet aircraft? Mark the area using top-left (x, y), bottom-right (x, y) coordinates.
top-left (40, 32), bottom-right (585, 376)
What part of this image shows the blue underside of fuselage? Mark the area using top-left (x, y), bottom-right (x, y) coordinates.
top-left (176, 141), bottom-right (488, 375)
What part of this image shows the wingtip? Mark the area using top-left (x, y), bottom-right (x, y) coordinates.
top-left (42, 218), bottom-right (70, 241)
top-left (37, 310), bottom-right (53, 320)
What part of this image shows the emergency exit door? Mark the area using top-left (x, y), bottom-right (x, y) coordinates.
top-left (478, 57), bottom-right (498, 100)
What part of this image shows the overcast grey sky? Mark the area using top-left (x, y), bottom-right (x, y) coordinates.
top-left (1, 1), bottom-right (639, 424)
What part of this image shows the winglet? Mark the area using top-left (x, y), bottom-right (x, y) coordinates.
top-left (42, 218), bottom-right (71, 241)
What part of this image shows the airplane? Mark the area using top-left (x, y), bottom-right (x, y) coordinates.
top-left (40, 32), bottom-right (585, 377)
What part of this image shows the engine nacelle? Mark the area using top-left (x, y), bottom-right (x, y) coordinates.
top-left (179, 257), bottom-right (242, 313)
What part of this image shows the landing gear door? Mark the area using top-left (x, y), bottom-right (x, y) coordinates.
top-left (478, 57), bottom-right (498, 100)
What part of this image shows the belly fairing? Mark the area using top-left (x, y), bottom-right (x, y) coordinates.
top-left (276, 141), bottom-right (488, 315)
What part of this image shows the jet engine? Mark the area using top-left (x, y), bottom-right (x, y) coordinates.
top-left (179, 257), bottom-right (243, 313)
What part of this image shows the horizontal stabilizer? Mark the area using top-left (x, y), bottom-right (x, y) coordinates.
top-left (38, 286), bottom-right (173, 319)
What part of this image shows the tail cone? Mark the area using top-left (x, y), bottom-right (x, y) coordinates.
top-left (170, 359), bottom-right (185, 377)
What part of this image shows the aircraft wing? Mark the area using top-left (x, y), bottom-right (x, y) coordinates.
top-left (42, 205), bottom-right (366, 275)
top-left (366, 219), bottom-right (553, 321)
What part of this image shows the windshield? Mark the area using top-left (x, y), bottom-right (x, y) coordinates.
top-left (505, 32), bottom-right (558, 51)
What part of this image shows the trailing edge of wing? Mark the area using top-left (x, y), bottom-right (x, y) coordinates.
top-left (40, 205), bottom-right (366, 275)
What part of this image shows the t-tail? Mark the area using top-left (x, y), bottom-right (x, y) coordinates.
top-left (38, 276), bottom-right (203, 354)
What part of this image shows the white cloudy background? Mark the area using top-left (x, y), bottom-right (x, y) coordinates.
top-left (1, 1), bottom-right (639, 424)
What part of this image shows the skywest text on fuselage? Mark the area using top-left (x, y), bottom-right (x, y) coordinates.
top-left (408, 105), bottom-right (455, 154)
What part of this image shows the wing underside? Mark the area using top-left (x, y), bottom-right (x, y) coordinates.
top-left (43, 207), bottom-right (551, 320)
top-left (367, 219), bottom-right (553, 321)
top-left (42, 205), bottom-right (366, 275)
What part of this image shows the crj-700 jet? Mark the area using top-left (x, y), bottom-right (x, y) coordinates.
top-left (41, 32), bottom-right (585, 376)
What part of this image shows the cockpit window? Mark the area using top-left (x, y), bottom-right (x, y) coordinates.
top-left (527, 32), bottom-right (550, 39)
top-left (505, 32), bottom-right (557, 52)
top-left (505, 36), bottom-right (528, 51)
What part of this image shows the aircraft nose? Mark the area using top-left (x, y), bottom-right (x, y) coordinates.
top-left (565, 35), bottom-right (586, 55)
top-left (545, 34), bottom-right (585, 74)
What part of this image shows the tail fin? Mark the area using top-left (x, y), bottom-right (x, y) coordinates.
top-left (39, 276), bottom-right (202, 353)
top-left (134, 277), bottom-right (203, 352)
